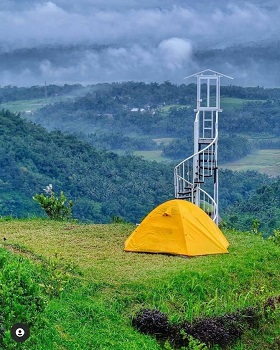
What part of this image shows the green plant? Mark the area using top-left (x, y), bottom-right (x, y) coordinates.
top-left (132, 306), bottom-right (261, 349)
top-left (251, 218), bottom-right (260, 235)
top-left (187, 335), bottom-right (208, 350)
top-left (110, 215), bottom-right (129, 224)
top-left (0, 248), bottom-right (47, 349)
top-left (39, 254), bottom-right (72, 298)
top-left (0, 313), bottom-right (5, 349)
top-left (268, 229), bottom-right (280, 245)
top-left (33, 184), bottom-right (73, 220)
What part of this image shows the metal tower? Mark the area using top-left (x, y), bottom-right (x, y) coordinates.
top-left (174, 69), bottom-right (233, 224)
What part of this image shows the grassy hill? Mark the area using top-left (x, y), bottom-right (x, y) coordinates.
top-left (221, 149), bottom-right (280, 177)
top-left (1, 219), bottom-right (280, 349)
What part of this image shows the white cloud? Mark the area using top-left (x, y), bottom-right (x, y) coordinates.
top-left (1, 1), bottom-right (279, 50)
top-left (158, 38), bottom-right (193, 70)
top-left (0, 0), bottom-right (280, 85)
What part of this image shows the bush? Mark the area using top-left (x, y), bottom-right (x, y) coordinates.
top-left (190, 307), bottom-right (260, 348)
top-left (33, 184), bottom-right (73, 220)
top-left (0, 313), bottom-right (5, 348)
top-left (132, 306), bottom-right (262, 349)
top-left (0, 249), bottom-right (46, 348)
top-left (132, 309), bottom-right (171, 340)
top-left (264, 295), bottom-right (280, 316)
top-left (268, 229), bottom-right (280, 246)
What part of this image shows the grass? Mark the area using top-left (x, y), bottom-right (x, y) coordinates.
top-left (1, 96), bottom-right (265, 114)
top-left (113, 149), bottom-right (171, 163)
top-left (222, 97), bottom-right (266, 110)
top-left (1, 219), bottom-right (280, 349)
top-left (152, 138), bottom-right (174, 146)
top-left (221, 149), bottom-right (280, 177)
top-left (0, 98), bottom-right (48, 113)
top-left (159, 105), bottom-right (190, 113)
top-left (158, 97), bottom-right (264, 112)
top-left (0, 96), bottom-right (72, 113)
top-left (133, 150), bottom-right (171, 162)
top-left (220, 97), bottom-right (265, 110)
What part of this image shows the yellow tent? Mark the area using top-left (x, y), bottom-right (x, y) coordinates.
top-left (124, 199), bottom-right (229, 256)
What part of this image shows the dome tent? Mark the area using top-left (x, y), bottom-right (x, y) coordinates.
top-left (124, 199), bottom-right (229, 257)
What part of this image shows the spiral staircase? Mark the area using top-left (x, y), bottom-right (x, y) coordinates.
top-left (174, 70), bottom-right (233, 224)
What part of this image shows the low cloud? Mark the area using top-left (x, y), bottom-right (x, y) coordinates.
top-left (0, 0), bottom-right (280, 86)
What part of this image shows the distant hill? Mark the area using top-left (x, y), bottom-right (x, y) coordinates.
top-left (0, 109), bottom-right (271, 223)
top-left (23, 81), bottom-right (280, 166)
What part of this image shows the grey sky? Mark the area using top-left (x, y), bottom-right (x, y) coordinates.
top-left (0, 0), bottom-right (279, 86)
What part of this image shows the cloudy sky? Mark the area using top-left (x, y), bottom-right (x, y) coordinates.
top-left (0, 0), bottom-right (279, 86)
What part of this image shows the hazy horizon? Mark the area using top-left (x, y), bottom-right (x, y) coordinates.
top-left (0, 0), bottom-right (279, 87)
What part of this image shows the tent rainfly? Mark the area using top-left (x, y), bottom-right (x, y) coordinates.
top-left (124, 199), bottom-right (229, 257)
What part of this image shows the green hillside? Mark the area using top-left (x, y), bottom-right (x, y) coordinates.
top-left (0, 109), bottom-right (174, 223)
top-left (0, 109), bottom-right (272, 224)
top-left (17, 82), bottom-right (279, 171)
top-left (2, 82), bottom-right (280, 169)
top-left (1, 220), bottom-right (280, 349)
top-left (224, 179), bottom-right (280, 236)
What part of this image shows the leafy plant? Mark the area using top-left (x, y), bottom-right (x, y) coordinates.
top-left (263, 295), bottom-right (280, 318)
top-left (187, 335), bottom-right (208, 350)
top-left (132, 309), bottom-right (171, 340)
top-left (132, 306), bottom-right (261, 349)
top-left (0, 313), bottom-right (5, 349)
top-left (33, 184), bottom-right (73, 220)
top-left (268, 229), bottom-right (280, 245)
top-left (0, 248), bottom-right (47, 348)
top-left (110, 215), bottom-right (129, 224)
top-left (251, 218), bottom-right (260, 235)
top-left (39, 251), bottom-right (83, 298)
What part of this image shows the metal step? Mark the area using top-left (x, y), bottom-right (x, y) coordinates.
top-left (177, 193), bottom-right (192, 199)
top-left (200, 151), bottom-right (215, 155)
top-left (199, 166), bottom-right (214, 170)
top-left (194, 180), bottom-right (204, 184)
top-left (199, 160), bottom-right (215, 165)
top-left (198, 138), bottom-right (214, 144)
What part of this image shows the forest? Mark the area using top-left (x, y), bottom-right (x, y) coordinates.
top-left (0, 81), bottom-right (280, 234)
top-left (19, 81), bottom-right (280, 165)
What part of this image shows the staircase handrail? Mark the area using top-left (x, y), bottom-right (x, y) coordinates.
top-left (174, 129), bottom-right (218, 172)
top-left (174, 111), bottom-right (218, 222)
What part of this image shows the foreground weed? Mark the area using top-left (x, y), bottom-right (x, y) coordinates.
top-left (39, 253), bottom-right (81, 298)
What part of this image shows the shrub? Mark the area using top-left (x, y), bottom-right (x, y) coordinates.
top-left (0, 313), bottom-right (5, 348)
top-left (189, 309), bottom-right (256, 348)
top-left (132, 309), bottom-right (171, 340)
top-left (0, 249), bottom-right (46, 343)
top-left (33, 184), bottom-right (73, 220)
top-left (132, 306), bottom-right (261, 349)
top-left (268, 229), bottom-right (280, 246)
top-left (263, 295), bottom-right (280, 316)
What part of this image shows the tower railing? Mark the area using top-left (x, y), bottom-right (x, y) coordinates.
top-left (174, 70), bottom-right (232, 225)
top-left (174, 110), bottom-right (218, 222)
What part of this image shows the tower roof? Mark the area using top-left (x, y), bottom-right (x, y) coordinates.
top-left (184, 69), bottom-right (233, 80)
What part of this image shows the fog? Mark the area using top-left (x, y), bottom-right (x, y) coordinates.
top-left (0, 0), bottom-right (279, 86)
